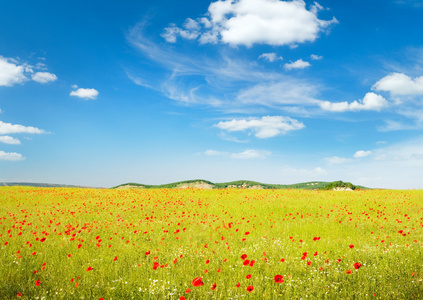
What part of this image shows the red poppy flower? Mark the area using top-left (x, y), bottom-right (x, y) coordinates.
top-left (307, 261), bottom-right (311, 266)
top-left (280, 258), bottom-right (285, 262)
top-left (346, 270), bottom-right (352, 274)
top-left (354, 262), bottom-right (362, 269)
top-left (236, 282), bottom-right (240, 288)
top-left (249, 260), bottom-right (255, 267)
top-left (145, 251), bottom-right (150, 255)
top-left (185, 288), bottom-right (191, 293)
top-left (113, 256), bottom-right (117, 261)
top-left (246, 274), bottom-right (252, 279)
top-left (241, 254), bottom-right (247, 260)
top-left (17, 292), bottom-right (22, 297)
top-left (245, 232), bottom-right (250, 235)
top-left (205, 259), bottom-right (210, 264)
top-left (211, 283), bottom-right (217, 290)
top-left (180, 297), bottom-right (186, 300)
top-left (243, 260), bottom-right (250, 266)
top-left (274, 275), bottom-right (284, 283)
top-left (35, 280), bottom-right (41, 286)
top-left (192, 277), bottom-right (204, 287)
top-left (349, 244), bottom-right (354, 249)
top-left (247, 285), bottom-right (254, 293)
top-left (86, 266), bottom-right (93, 271)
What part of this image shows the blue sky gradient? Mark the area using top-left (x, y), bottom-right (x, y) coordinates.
top-left (1, 0), bottom-right (423, 188)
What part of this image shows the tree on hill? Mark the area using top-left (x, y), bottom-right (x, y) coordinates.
top-left (321, 181), bottom-right (358, 190)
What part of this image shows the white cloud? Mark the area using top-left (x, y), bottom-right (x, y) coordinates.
top-left (259, 53), bottom-right (283, 62)
top-left (310, 54), bottom-right (323, 60)
top-left (70, 88), bottom-right (99, 100)
top-left (281, 166), bottom-right (327, 176)
top-left (0, 56), bottom-right (27, 86)
top-left (32, 72), bottom-right (57, 84)
top-left (214, 115), bottom-right (305, 138)
top-left (204, 150), bottom-right (228, 156)
top-left (353, 150), bottom-right (372, 158)
top-left (163, 0), bottom-right (338, 47)
top-left (372, 72), bottom-right (423, 97)
top-left (319, 92), bottom-right (388, 112)
top-left (0, 136), bottom-right (21, 144)
top-left (237, 81), bottom-right (320, 107)
top-left (231, 149), bottom-right (271, 159)
top-left (0, 121), bottom-right (45, 135)
top-left (0, 151), bottom-right (24, 161)
top-left (284, 59), bottom-right (311, 70)
top-left (162, 18), bottom-right (201, 43)
top-left (325, 156), bottom-right (352, 165)
top-left (128, 24), bottom-right (327, 113)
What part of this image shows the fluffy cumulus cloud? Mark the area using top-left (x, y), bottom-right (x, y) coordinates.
top-left (310, 54), bottom-right (323, 60)
top-left (231, 149), bottom-right (271, 159)
top-left (319, 92), bottom-right (388, 112)
top-left (214, 115), bottom-right (305, 138)
top-left (0, 56), bottom-right (58, 87)
top-left (326, 150), bottom-right (373, 165)
top-left (0, 56), bottom-right (27, 86)
top-left (258, 52), bottom-right (283, 62)
top-left (284, 59), bottom-right (311, 70)
top-left (70, 88), bottom-right (99, 100)
top-left (161, 18), bottom-right (201, 42)
top-left (0, 121), bottom-right (45, 135)
top-left (353, 150), bottom-right (372, 158)
top-left (163, 0), bottom-right (338, 47)
top-left (372, 72), bottom-right (423, 97)
top-left (0, 150), bottom-right (24, 161)
top-left (0, 135), bottom-right (21, 144)
top-left (31, 72), bottom-right (57, 84)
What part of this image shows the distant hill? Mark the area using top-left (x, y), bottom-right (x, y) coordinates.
top-left (112, 180), bottom-right (368, 190)
top-left (0, 182), bottom-right (91, 188)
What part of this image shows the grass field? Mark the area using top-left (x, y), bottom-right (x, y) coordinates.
top-left (1, 187), bottom-right (422, 299)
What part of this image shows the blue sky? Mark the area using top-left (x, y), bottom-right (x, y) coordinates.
top-left (1, 0), bottom-right (423, 188)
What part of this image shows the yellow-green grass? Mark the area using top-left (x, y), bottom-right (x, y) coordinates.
top-left (1, 187), bottom-right (422, 299)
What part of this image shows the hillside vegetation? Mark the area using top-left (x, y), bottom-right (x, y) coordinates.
top-left (112, 180), bottom-right (365, 190)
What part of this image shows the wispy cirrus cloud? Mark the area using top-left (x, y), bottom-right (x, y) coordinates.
top-left (204, 149), bottom-right (271, 159)
top-left (231, 149), bottom-right (271, 159)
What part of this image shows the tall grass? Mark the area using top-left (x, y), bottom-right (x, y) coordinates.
top-left (1, 187), bottom-right (422, 299)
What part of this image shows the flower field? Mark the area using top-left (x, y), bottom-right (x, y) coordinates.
top-left (1, 187), bottom-right (423, 299)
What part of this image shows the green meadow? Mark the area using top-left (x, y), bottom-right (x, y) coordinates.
top-left (1, 187), bottom-right (422, 299)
